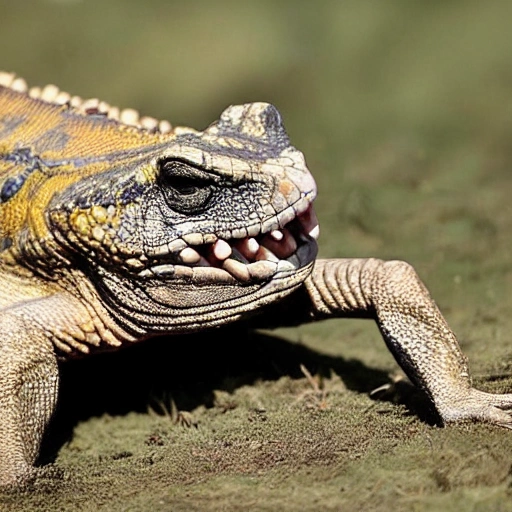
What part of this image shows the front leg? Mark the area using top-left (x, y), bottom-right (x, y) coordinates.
top-left (303, 258), bottom-right (512, 427)
top-left (0, 312), bottom-right (59, 487)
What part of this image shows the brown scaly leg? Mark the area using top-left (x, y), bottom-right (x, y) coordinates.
top-left (0, 312), bottom-right (59, 487)
top-left (302, 258), bottom-right (512, 427)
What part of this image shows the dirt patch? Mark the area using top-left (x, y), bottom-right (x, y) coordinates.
top-left (2, 2), bottom-right (512, 511)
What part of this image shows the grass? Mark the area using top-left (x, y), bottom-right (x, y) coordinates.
top-left (2, 1), bottom-right (512, 510)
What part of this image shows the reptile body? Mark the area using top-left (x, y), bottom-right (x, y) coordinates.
top-left (0, 72), bottom-right (511, 487)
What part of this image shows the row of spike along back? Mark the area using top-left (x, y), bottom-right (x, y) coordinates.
top-left (0, 70), bottom-right (195, 166)
top-left (0, 71), bottom-right (173, 133)
top-left (0, 72), bottom-right (180, 243)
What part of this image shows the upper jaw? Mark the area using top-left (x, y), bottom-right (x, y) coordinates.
top-left (138, 202), bottom-right (319, 285)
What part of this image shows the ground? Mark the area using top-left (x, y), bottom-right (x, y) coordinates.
top-left (2, 1), bottom-right (512, 511)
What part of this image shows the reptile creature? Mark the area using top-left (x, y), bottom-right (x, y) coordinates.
top-left (0, 72), bottom-right (511, 487)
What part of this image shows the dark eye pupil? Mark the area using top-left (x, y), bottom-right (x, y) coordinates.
top-left (171, 177), bottom-right (198, 195)
top-left (159, 160), bottom-right (213, 214)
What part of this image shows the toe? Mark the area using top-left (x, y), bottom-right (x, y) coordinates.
top-left (438, 389), bottom-right (512, 428)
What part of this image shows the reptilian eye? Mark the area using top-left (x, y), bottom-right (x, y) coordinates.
top-left (159, 159), bottom-right (213, 214)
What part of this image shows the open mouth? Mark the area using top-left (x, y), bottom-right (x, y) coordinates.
top-left (138, 205), bottom-right (319, 284)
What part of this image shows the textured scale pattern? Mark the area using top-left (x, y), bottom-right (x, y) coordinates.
top-left (0, 72), bottom-right (511, 488)
top-left (0, 84), bottom-right (173, 247)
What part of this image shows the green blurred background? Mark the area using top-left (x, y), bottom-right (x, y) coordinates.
top-left (3, 1), bottom-right (512, 510)
top-left (3, 0), bottom-right (512, 265)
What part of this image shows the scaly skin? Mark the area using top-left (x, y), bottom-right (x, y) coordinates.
top-left (0, 72), bottom-right (511, 487)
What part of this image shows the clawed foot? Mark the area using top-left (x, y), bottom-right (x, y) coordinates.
top-left (437, 389), bottom-right (512, 429)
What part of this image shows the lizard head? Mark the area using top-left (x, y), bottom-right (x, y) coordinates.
top-left (139, 102), bottom-right (319, 282)
top-left (46, 100), bottom-right (318, 332)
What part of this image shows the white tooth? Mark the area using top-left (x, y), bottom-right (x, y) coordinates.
top-left (213, 239), bottom-right (232, 260)
top-left (246, 238), bottom-right (260, 255)
top-left (235, 238), bottom-right (260, 260)
top-left (298, 207), bottom-right (319, 238)
top-left (179, 247), bottom-right (201, 264)
top-left (222, 258), bottom-right (251, 281)
top-left (309, 225), bottom-right (320, 240)
top-left (270, 230), bottom-right (284, 241)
